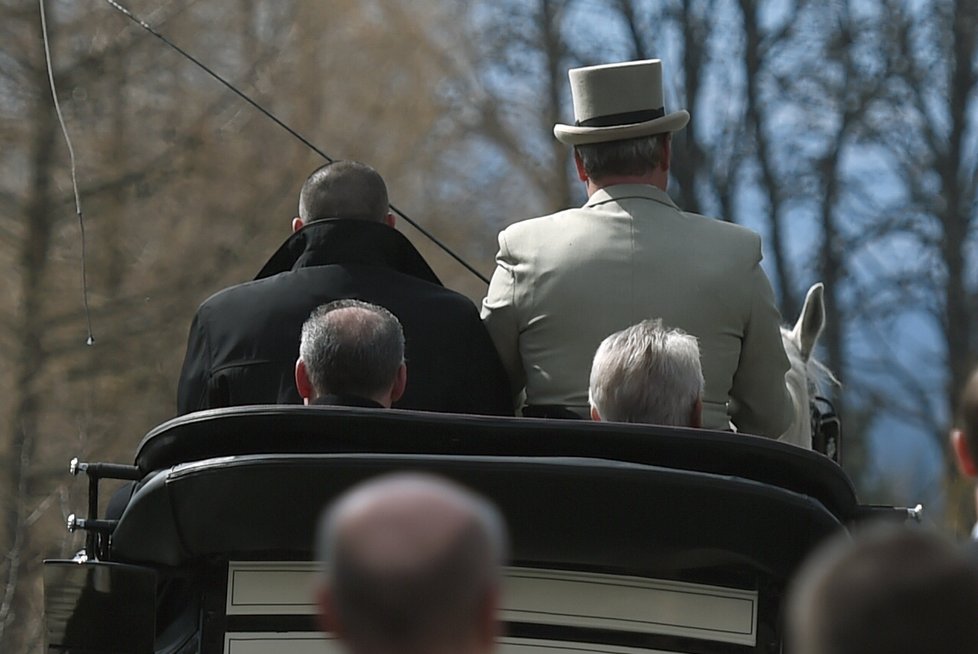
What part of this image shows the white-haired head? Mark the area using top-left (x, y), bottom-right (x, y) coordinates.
top-left (589, 319), bottom-right (704, 426)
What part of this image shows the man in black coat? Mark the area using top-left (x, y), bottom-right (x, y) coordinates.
top-left (177, 161), bottom-right (512, 416)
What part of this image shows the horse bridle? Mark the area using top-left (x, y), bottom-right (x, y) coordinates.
top-left (811, 395), bottom-right (841, 463)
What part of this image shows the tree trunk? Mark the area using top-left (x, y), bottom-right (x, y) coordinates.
top-left (0, 48), bottom-right (58, 654)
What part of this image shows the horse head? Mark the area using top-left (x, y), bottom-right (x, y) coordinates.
top-left (780, 283), bottom-right (839, 451)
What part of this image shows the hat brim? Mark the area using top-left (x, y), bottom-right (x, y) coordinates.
top-left (553, 110), bottom-right (689, 145)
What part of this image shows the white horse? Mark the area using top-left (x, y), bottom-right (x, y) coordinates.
top-left (778, 283), bottom-right (840, 451)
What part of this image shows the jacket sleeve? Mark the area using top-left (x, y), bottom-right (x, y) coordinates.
top-left (480, 230), bottom-right (526, 398)
top-left (460, 307), bottom-right (517, 416)
top-left (729, 254), bottom-right (793, 438)
top-left (176, 309), bottom-right (211, 415)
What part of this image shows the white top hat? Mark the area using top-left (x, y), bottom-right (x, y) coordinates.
top-left (553, 59), bottom-right (689, 145)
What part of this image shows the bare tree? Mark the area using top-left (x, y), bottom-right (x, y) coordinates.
top-left (0, 2), bottom-right (490, 649)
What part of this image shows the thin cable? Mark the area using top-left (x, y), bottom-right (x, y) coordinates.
top-left (103, 0), bottom-right (490, 285)
top-left (39, 0), bottom-right (95, 345)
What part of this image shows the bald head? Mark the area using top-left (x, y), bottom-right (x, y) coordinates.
top-left (317, 474), bottom-right (507, 654)
top-left (787, 526), bottom-right (978, 654)
top-left (298, 161), bottom-right (390, 224)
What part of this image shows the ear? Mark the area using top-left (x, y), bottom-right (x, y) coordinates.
top-left (689, 397), bottom-right (703, 428)
top-left (295, 359), bottom-right (313, 404)
top-left (590, 405), bottom-right (601, 422)
top-left (292, 217), bottom-right (304, 233)
top-left (316, 584), bottom-right (342, 637)
top-left (383, 211), bottom-right (397, 228)
top-left (389, 363), bottom-right (407, 404)
top-left (574, 150), bottom-right (588, 182)
top-left (951, 429), bottom-right (978, 477)
top-left (659, 134), bottom-right (671, 172)
top-left (795, 283), bottom-right (825, 361)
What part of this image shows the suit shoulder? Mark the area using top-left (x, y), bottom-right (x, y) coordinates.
top-left (196, 277), bottom-right (276, 312)
top-left (426, 283), bottom-right (481, 311)
top-left (502, 208), bottom-right (581, 234)
top-left (682, 212), bottom-right (762, 260)
top-left (498, 209), bottom-right (579, 253)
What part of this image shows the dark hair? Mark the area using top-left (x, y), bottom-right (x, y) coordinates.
top-left (787, 525), bottom-right (978, 654)
top-left (299, 299), bottom-right (404, 398)
top-left (298, 160), bottom-right (389, 223)
top-left (574, 133), bottom-right (669, 181)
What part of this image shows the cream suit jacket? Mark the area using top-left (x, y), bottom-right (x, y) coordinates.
top-left (481, 184), bottom-right (792, 437)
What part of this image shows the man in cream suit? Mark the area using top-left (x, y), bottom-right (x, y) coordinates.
top-left (481, 59), bottom-right (792, 437)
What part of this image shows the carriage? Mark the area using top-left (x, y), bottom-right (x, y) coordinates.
top-left (43, 404), bottom-right (914, 654)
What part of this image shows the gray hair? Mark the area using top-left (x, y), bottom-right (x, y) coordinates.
top-left (299, 299), bottom-right (404, 399)
top-left (317, 473), bottom-right (508, 652)
top-left (298, 160), bottom-right (389, 223)
top-left (589, 319), bottom-right (704, 425)
top-left (574, 134), bottom-right (668, 181)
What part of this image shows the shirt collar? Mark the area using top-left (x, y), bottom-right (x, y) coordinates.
top-left (584, 184), bottom-right (678, 210)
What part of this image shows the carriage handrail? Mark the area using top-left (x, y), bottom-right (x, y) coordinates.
top-left (130, 404), bottom-right (862, 522)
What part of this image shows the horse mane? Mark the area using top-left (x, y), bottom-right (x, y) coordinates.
top-left (805, 353), bottom-right (840, 396)
top-left (780, 326), bottom-right (841, 397)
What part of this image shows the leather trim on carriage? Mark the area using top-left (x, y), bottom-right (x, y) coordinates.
top-left (110, 453), bottom-right (842, 579)
top-left (131, 405), bottom-right (859, 521)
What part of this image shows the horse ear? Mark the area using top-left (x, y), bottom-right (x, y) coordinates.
top-left (796, 283), bottom-right (826, 361)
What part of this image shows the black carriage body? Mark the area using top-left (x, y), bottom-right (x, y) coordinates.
top-left (45, 406), bottom-right (878, 654)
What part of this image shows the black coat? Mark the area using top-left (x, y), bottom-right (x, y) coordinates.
top-left (176, 219), bottom-right (513, 416)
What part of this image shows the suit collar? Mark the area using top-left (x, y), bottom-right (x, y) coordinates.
top-left (585, 184), bottom-right (678, 210)
top-left (254, 218), bottom-right (442, 286)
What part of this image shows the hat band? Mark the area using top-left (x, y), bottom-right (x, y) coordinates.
top-left (576, 107), bottom-right (665, 128)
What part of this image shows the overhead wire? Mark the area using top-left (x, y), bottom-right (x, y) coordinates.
top-left (39, 0), bottom-right (95, 345)
top-left (102, 0), bottom-right (490, 285)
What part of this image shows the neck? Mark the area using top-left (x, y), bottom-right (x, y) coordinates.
top-left (371, 394), bottom-right (393, 409)
top-left (586, 171), bottom-right (668, 197)
top-left (309, 392), bottom-right (389, 408)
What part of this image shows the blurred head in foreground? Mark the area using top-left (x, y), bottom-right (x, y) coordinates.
top-left (786, 525), bottom-right (978, 654)
top-left (316, 473), bottom-right (508, 654)
top-left (589, 319), bottom-right (704, 426)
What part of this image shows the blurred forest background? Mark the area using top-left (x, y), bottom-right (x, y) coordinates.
top-left (1, 0), bottom-right (977, 651)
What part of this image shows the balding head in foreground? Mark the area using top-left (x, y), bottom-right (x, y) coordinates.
top-left (316, 473), bottom-right (508, 654)
top-left (589, 319), bottom-right (704, 426)
top-left (787, 525), bottom-right (978, 654)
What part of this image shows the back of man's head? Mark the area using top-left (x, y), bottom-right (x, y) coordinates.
top-left (298, 300), bottom-right (404, 403)
top-left (787, 525), bottom-right (978, 654)
top-left (316, 473), bottom-right (508, 654)
top-left (589, 319), bottom-right (703, 426)
top-left (574, 134), bottom-right (669, 182)
top-left (298, 161), bottom-right (389, 223)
